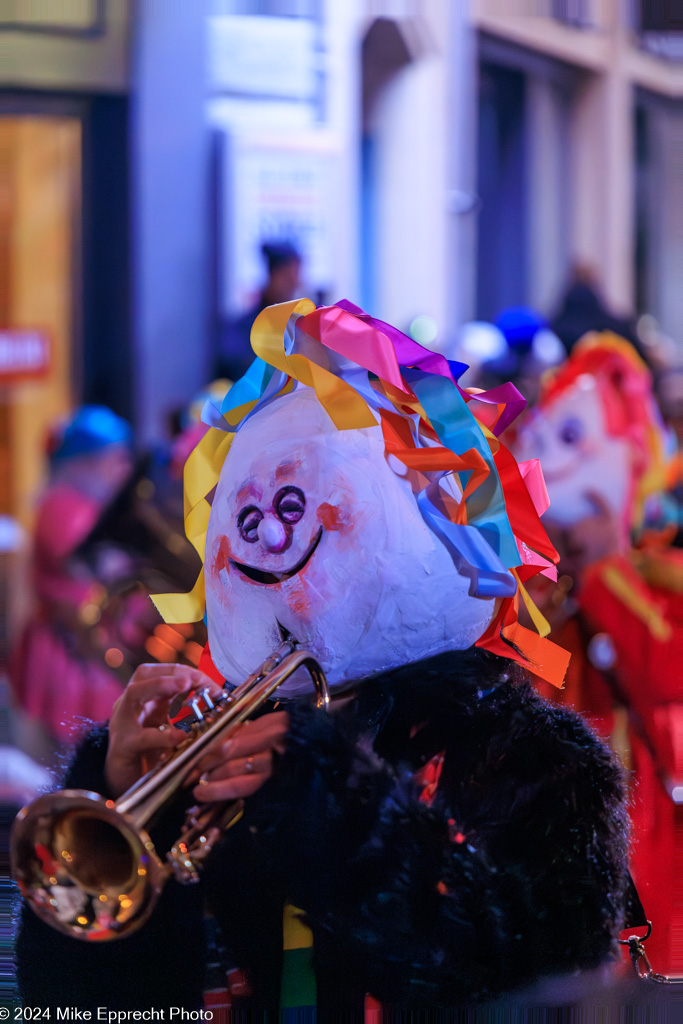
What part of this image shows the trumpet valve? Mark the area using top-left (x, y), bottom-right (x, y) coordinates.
top-left (170, 686), bottom-right (228, 731)
top-left (189, 698), bottom-right (204, 722)
top-left (200, 688), bottom-right (215, 710)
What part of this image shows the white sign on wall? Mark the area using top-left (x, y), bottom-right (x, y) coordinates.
top-left (221, 132), bottom-right (338, 312)
top-left (208, 16), bottom-right (318, 101)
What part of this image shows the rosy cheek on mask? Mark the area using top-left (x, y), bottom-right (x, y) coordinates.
top-left (212, 535), bottom-right (232, 576)
top-left (207, 536), bottom-right (233, 604)
top-left (315, 476), bottom-right (361, 545)
top-left (316, 503), bottom-right (348, 531)
top-left (315, 502), bottom-right (360, 550)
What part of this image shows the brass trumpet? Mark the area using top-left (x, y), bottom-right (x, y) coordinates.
top-left (11, 640), bottom-right (329, 941)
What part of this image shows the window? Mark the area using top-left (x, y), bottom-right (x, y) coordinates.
top-left (628, 0), bottom-right (683, 59)
top-left (638, 0), bottom-right (683, 32)
top-left (551, 0), bottom-right (594, 27)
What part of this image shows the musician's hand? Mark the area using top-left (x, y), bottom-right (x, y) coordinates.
top-left (105, 663), bottom-right (224, 798)
top-left (191, 711), bottom-right (290, 803)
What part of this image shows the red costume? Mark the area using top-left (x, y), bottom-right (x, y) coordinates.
top-left (517, 334), bottom-right (680, 975)
top-left (538, 549), bottom-right (682, 974)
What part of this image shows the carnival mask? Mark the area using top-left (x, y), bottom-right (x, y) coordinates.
top-left (514, 373), bottom-right (632, 529)
top-left (204, 387), bottom-right (497, 695)
top-left (154, 298), bottom-right (567, 693)
top-left (514, 333), bottom-right (666, 544)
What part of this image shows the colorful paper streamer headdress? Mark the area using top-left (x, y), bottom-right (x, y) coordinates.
top-left (153, 299), bottom-right (569, 688)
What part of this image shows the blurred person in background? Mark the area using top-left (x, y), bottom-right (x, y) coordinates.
top-left (514, 332), bottom-right (681, 976)
top-left (451, 310), bottom-right (564, 403)
top-left (214, 240), bottom-right (301, 382)
top-left (552, 264), bottom-right (642, 357)
top-left (8, 406), bottom-right (204, 763)
top-left (9, 407), bottom-right (136, 757)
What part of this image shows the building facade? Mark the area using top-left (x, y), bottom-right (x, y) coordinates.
top-left (1, 0), bottom-right (681, 531)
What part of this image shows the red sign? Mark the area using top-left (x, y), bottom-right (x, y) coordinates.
top-left (0, 330), bottom-right (51, 381)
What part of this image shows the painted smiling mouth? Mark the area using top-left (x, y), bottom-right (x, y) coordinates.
top-left (229, 527), bottom-right (323, 585)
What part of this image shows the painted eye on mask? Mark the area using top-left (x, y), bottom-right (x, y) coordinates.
top-left (558, 417), bottom-right (585, 446)
top-left (237, 505), bottom-right (263, 543)
top-left (273, 486), bottom-right (306, 524)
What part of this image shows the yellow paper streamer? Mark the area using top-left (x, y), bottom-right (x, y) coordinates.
top-left (152, 566), bottom-right (206, 625)
top-left (152, 427), bottom-right (236, 623)
top-left (183, 427), bottom-right (236, 522)
top-left (251, 300), bottom-right (377, 430)
top-left (513, 569), bottom-right (552, 639)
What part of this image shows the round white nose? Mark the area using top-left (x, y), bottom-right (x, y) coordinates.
top-left (258, 517), bottom-right (288, 553)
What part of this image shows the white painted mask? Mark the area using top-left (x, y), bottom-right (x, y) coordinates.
top-left (204, 387), bottom-right (497, 696)
top-left (515, 374), bottom-right (631, 530)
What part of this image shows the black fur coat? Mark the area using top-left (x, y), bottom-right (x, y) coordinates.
top-left (16, 650), bottom-right (629, 1013)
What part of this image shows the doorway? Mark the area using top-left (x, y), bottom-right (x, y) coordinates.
top-left (1, 115), bottom-right (81, 530)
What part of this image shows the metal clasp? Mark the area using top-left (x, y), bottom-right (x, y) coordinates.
top-left (619, 921), bottom-right (675, 984)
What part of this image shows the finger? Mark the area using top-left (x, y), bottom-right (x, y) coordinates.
top-left (193, 774), bottom-right (269, 802)
top-left (172, 670), bottom-right (225, 699)
top-left (182, 748), bottom-right (267, 789)
top-left (195, 711), bottom-right (288, 760)
top-left (115, 678), bottom-right (195, 720)
top-left (201, 752), bottom-right (271, 783)
top-left (222, 723), bottom-right (288, 760)
top-left (130, 662), bottom-right (185, 679)
top-left (117, 674), bottom-right (222, 719)
top-left (140, 699), bottom-right (178, 728)
top-left (115, 725), bottom-right (186, 756)
top-left (127, 664), bottom-right (223, 697)
top-left (197, 725), bottom-right (286, 771)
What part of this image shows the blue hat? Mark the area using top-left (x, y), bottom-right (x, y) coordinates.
top-left (50, 406), bottom-right (132, 461)
top-left (495, 307), bottom-right (547, 352)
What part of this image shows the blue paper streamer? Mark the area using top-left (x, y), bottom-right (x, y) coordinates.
top-left (410, 374), bottom-right (520, 568)
top-left (418, 484), bottom-right (516, 599)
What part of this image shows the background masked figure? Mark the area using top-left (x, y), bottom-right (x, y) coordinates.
top-left (9, 407), bottom-right (137, 752)
top-left (10, 406), bottom-right (206, 758)
top-left (515, 332), bottom-right (681, 975)
top-left (17, 302), bottom-right (631, 1013)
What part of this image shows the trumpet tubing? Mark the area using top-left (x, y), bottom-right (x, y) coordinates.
top-left (11, 642), bottom-right (329, 941)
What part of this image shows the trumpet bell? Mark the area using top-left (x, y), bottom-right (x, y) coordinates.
top-left (11, 790), bottom-right (165, 941)
top-left (12, 642), bottom-right (329, 942)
